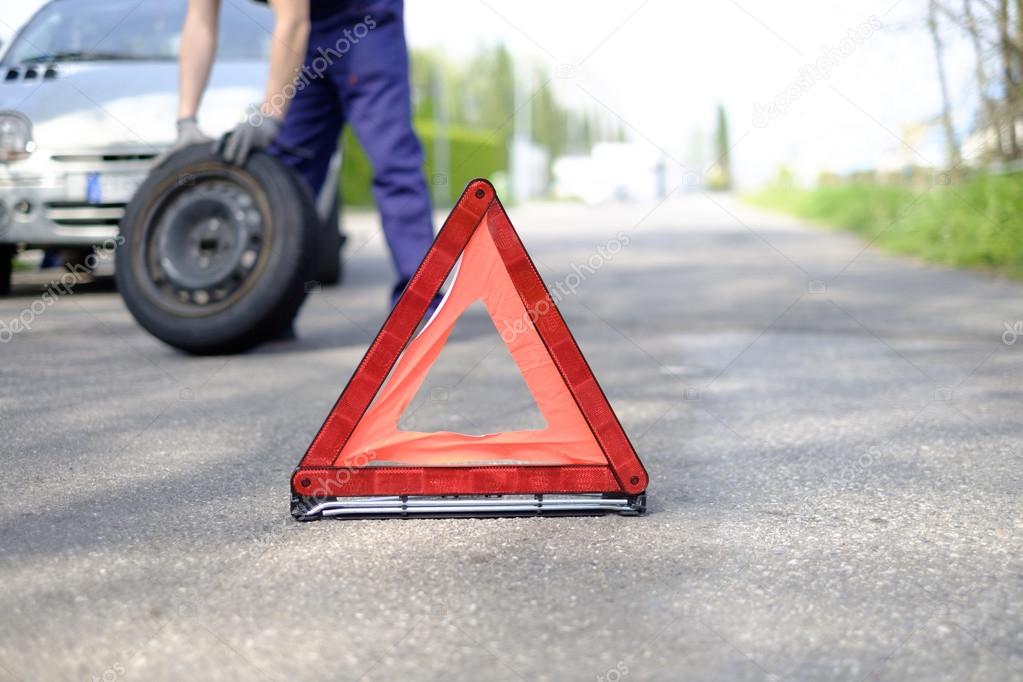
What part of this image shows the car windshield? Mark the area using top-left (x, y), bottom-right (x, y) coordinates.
top-left (2, 0), bottom-right (273, 66)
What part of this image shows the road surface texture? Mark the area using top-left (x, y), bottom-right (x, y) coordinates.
top-left (1, 195), bottom-right (1021, 681)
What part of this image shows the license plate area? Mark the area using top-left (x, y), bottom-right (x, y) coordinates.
top-left (71, 171), bottom-right (147, 204)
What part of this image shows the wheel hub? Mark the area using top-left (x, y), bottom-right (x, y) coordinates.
top-left (146, 179), bottom-right (265, 309)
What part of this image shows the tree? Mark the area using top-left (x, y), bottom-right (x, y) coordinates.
top-left (928, 0), bottom-right (963, 167)
top-left (530, 72), bottom-right (569, 162)
top-left (468, 45), bottom-right (516, 150)
top-left (930, 0), bottom-right (1023, 164)
top-left (997, 0), bottom-right (1021, 158)
top-left (963, 0), bottom-right (1004, 160)
top-left (712, 103), bottom-right (732, 190)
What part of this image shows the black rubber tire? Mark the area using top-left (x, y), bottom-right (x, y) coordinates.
top-left (313, 196), bottom-right (343, 286)
top-left (116, 144), bottom-right (318, 355)
top-left (0, 244), bottom-right (14, 297)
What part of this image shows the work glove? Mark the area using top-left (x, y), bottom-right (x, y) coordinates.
top-left (154, 117), bottom-right (211, 167)
top-left (217, 116), bottom-right (282, 166)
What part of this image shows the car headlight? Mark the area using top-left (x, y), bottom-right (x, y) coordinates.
top-left (0, 112), bottom-right (35, 162)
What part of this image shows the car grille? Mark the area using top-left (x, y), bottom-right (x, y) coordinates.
top-left (51, 153), bottom-right (157, 163)
top-left (44, 201), bottom-right (125, 227)
top-left (42, 153), bottom-right (156, 227)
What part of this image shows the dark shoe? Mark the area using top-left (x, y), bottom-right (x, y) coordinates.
top-left (267, 321), bottom-right (297, 342)
top-left (390, 278), bottom-right (409, 308)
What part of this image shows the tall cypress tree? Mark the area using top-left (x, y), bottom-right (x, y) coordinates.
top-left (714, 102), bottom-right (732, 190)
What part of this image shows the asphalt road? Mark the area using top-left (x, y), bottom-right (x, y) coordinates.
top-left (1, 195), bottom-right (1021, 681)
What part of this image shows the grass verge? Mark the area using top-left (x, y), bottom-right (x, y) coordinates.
top-left (745, 174), bottom-right (1023, 277)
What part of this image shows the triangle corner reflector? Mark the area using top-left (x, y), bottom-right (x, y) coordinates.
top-left (292, 179), bottom-right (648, 519)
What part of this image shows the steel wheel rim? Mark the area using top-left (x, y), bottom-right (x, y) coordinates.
top-left (137, 170), bottom-right (272, 316)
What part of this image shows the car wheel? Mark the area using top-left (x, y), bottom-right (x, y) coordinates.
top-left (313, 196), bottom-right (344, 286)
top-left (0, 244), bottom-right (14, 297)
top-left (115, 144), bottom-right (318, 355)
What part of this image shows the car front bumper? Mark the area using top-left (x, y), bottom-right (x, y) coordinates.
top-left (0, 154), bottom-right (154, 248)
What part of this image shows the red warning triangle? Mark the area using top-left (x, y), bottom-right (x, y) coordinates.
top-left (292, 180), bottom-right (648, 517)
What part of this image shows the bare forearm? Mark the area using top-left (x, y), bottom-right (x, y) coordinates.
top-left (260, 0), bottom-right (310, 119)
top-left (178, 0), bottom-right (221, 119)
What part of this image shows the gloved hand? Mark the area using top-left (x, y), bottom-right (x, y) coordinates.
top-left (217, 116), bottom-right (282, 166)
top-left (154, 117), bottom-right (211, 166)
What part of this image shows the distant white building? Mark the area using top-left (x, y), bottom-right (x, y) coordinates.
top-left (552, 142), bottom-right (698, 203)
top-left (961, 118), bottom-right (1023, 167)
top-left (509, 137), bottom-right (549, 202)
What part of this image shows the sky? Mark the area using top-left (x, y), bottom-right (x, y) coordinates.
top-left (2, 0), bottom-right (977, 187)
top-left (405, 0), bottom-right (977, 187)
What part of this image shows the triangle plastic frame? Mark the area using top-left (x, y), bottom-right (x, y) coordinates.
top-left (291, 179), bottom-right (648, 520)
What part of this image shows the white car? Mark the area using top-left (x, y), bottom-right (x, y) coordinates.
top-left (0, 0), bottom-right (340, 294)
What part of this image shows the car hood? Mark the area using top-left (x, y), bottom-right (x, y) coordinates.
top-left (0, 61), bottom-right (266, 154)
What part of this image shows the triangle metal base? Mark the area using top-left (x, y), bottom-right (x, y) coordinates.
top-left (292, 493), bottom-right (646, 521)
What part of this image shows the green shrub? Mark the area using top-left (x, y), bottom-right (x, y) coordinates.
top-left (747, 173), bottom-right (1023, 277)
top-left (339, 120), bottom-right (508, 208)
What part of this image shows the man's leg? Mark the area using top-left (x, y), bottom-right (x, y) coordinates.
top-left (339, 3), bottom-right (434, 295)
top-left (264, 21), bottom-right (344, 339)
